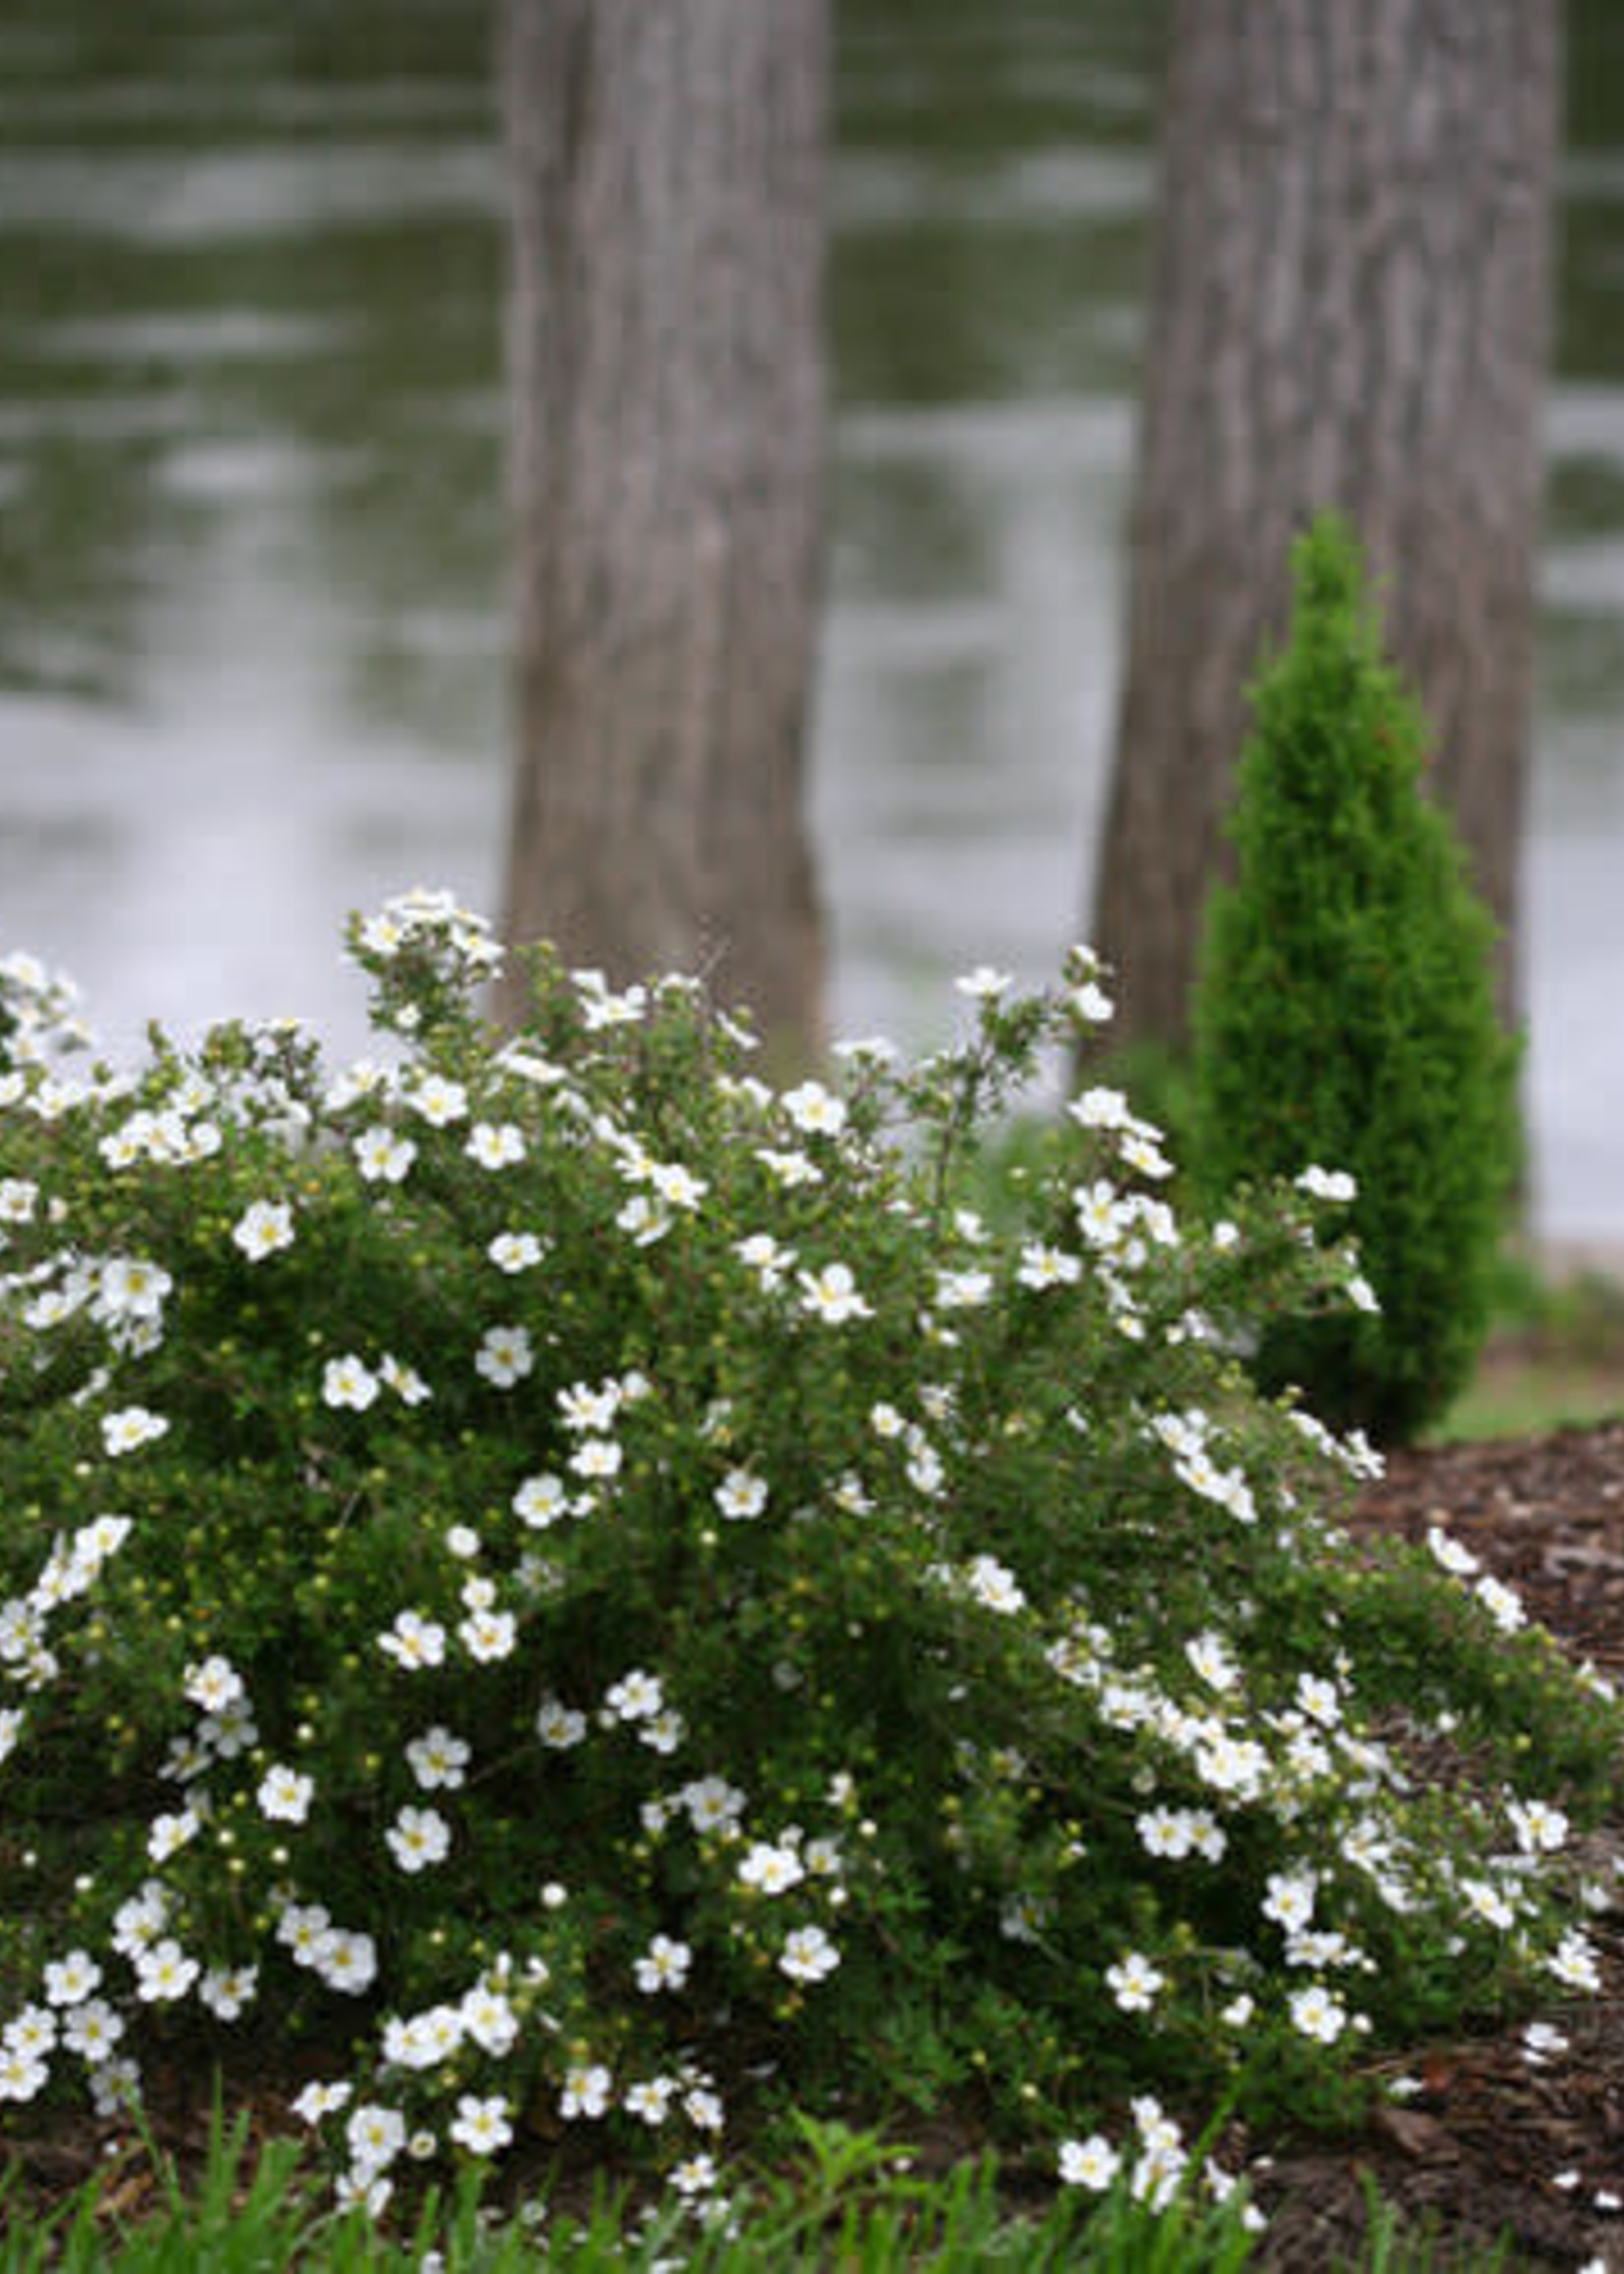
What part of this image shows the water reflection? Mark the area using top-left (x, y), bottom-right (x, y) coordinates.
top-left (0, 0), bottom-right (1621, 1239)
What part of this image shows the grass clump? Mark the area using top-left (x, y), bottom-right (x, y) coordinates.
top-left (1190, 514), bottom-right (1520, 1445)
top-left (0, 891), bottom-right (1614, 2241)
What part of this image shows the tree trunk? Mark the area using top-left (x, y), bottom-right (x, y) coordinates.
top-left (1092, 0), bottom-right (1560, 1050)
top-left (498, 0), bottom-right (829, 1059)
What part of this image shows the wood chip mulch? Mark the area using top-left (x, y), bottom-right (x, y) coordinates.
top-left (1253, 1424), bottom-right (1624, 2271)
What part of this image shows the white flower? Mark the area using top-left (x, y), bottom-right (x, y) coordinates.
top-left (635, 1937), bottom-right (692, 1995)
top-left (736, 1232), bottom-right (796, 1289)
top-left (467, 1123), bottom-right (526, 1171)
top-left (1296, 1165), bottom-right (1357, 1202)
top-left (513, 1473), bottom-right (570, 1529)
top-left (379, 1353), bottom-right (432, 1406)
top-left (1547, 1930), bottom-right (1601, 1993)
top-left (682, 1776), bottom-right (746, 1834)
top-left (1508, 1797), bottom-right (1569, 1855)
top-left (386, 2006), bottom-right (464, 2070)
top-left (715, 1468), bottom-right (769, 1521)
top-left (333, 2171), bottom-right (392, 2219)
top-left (1263, 1870), bottom-right (1317, 1933)
top-left (322, 1355), bottom-right (378, 1412)
top-left (406, 1726), bottom-right (471, 1791)
top-left (570, 1436), bottom-right (621, 1481)
top-left (317, 1933), bottom-right (377, 1996)
top-left (757, 1146), bottom-right (822, 1189)
top-left (292, 2079), bottom-right (353, 2125)
top-left (409, 1076), bottom-right (469, 1128)
top-left (0, 2049), bottom-right (48, 2103)
top-left (738, 1842), bottom-right (805, 1896)
top-left (460, 1985), bottom-right (519, 2056)
top-left (963, 1554), bottom-right (1025, 1614)
top-left (684, 2084), bottom-right (725, 2133)
top-left (459, 1606), bottom-right (516, 1662)
top-left (558, 1379), bottom-right (622, 1433)
top-left (954, 965), bottom-right (1011, 1001)
top-left (489, 1231), bottom-right (543, 1273)
top-left (385, 1806), bottom-right (452, 1874)
top-left (135, 1939), bottom-right (200, 2004)
top-left (443, 2094), bottom-right (512, 2160)
top-left (1297, 1672), bottom-right (1342, 1726)
top-left (1425, 1524), bottom-right (1479, 1578)
top-left (378, 1610), bottom-right (447, 1670)
top-left (782, 1081), bottom-right (847, 1137)
top-left (1074, 1180), bottom-right (1128, 1248)
top-left (1071, 979), bottom-right (1114, 1024)
top-left (102, 1406), bottom-right (169, 1457)
top-left (1185, 1631), bottom-right (1238, 1691)
top-left (606, 1667), bottom-right (664, 1722)
top-left (1347, 1273), bottom-right (1379, 1313)
top-left (475, 1324), bottom-right (534, 1388)
top-left (559, 2063), bottom-right (612, 2120)
top-left (1290, 1984), bottom-right (1349, 2044)
top-left (616, 1194), bottom-right (671, 1245)
top-left (536, 1697), bottom-right (587, 1748)
top-left (61, 2000), bottom-right (124, 2062)
top-left (575, 972), bottom-right (646, 1028)
top-left (780, 1925), bottom-right (840, 1983)
top-left (4, 2007), bottom-right (56, 2058)
top-left (277, 1904), bottom-right (332, 1966)
top-left (146, 1808), bottom-right (201, 1863)
top-left (1136, 1807), bottom-right (1193, 1860)
top-left (232, 1201), bottom-right (295, 1261)
top-left (649, 1161), bottom-right (708, 1210)
top-left (799, 1262), bottom-right (872, 1324)
top-left (1462, 1878), bottom-right (1517, 1931)
top-left (346, 2103), bottom-right (407, 2173)
top-left (934, 1268), bottom-right (992, 1311)
top-left (257, 1765), bottom-right (315, 1824)
top-left (353, 1127), bottom-right (417, 1184)
top-left (200, 1965), bottom-right (260, 2019)
top-left (1475, 1574), bottom-right (1526, 1633)
top-left (1059, 2134), bottom-right (1121, 2191)
top-left (42, 1952), bottom-right (102, 2008)
top-left (641, 1707), bottom-right (686, 1755)
top-left (1017, 1242), bottom-right (1081, 1290)
top-left (1106, 1953), bottom-right (1164, 2012)
top-left (0, 1179), bottom-right (38, 1223)
top-left (95, 1257), bottom-right (173, 1321)
top-left (182, 1656), bottom-right (243, 1715)
top-left (111, 1885), bottom-right (168, 1958)
top-left (1119, 1133), bottom-right (1173, 1182)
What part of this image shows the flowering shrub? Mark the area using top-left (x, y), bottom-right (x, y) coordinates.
top-left (0, 892), bottom-right (1618, 2222)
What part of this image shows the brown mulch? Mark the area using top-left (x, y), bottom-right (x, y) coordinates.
top-left (7, 1429), bottom-right (1624, 2265)
top-left (1252, 1424), bottom-right (1624, 2271)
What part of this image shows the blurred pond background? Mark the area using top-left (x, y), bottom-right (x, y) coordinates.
top-left (0, 0), bottom-right (1620, 1235)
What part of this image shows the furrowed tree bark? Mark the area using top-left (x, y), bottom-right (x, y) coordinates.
top-left (498, 0), bottom-right (829, 1059)
top-left (1092, 0), bottom-right (1560, 1049)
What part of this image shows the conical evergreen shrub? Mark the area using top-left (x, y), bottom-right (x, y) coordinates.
top-left (1191, 514), bottom-right (1519, 1443)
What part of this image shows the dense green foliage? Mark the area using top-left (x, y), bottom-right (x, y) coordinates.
top-left (1191, 517), bottom-right (1520, 1443)
top-left (0, 894), bottom-right (1612, 2242)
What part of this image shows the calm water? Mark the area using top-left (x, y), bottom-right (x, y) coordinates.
top-left (1, 2), bottom-right (1621, 1234)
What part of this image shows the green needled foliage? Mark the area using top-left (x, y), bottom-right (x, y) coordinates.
top-left (1191, 515), bottom-right (1519, 1444)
